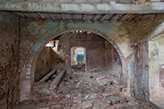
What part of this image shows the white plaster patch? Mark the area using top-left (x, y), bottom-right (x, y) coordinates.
top-left (80, 4), bottom-right (94, 12)
top-left (62, 4), bottom-right (80, 11)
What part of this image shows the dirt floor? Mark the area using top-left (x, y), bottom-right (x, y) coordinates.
top-left (16, 69), bottom-right (153, 109)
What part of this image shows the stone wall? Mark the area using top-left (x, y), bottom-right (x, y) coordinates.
top-left (0, 12), bottom-right (19, 109)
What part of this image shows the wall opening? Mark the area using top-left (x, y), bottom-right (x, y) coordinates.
top-left (31, 30), bottom-right (125, 98)
top-left (71, 47), bottom-right (86, 73)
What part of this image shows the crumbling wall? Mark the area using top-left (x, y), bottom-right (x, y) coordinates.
top-left (105, 41), bottom-right (123, 83)
top-left (35, 47), bottom-right (51, 82)
top-left (0, 12), bottom-right (19, 108)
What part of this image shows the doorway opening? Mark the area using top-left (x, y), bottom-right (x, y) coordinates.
top-left (71, 47), bottom-right (86, 73)
top-left (148, 33), bottom-right (164, 107)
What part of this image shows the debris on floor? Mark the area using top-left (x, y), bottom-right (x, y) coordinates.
top-left (16, 69), bottom-right (153, 109)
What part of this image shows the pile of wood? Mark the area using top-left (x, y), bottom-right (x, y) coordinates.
top-left (33, 69), bottom-right (66, 95)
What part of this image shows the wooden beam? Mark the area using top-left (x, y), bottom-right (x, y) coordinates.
top-left (49, 69), bottom-right (65, 91)
top-left (109, 14), bottom-right (117, 22)
top-left (28, 13), bottom-right (37, 20)
top-left (49, 13), bottom-right (56, 21)
top-left (73, 14), bottom-right (76, 22)
top-left (99, 14), bottom-right (109, 22)
top-left (37, 12), bottom-right (46, 19)
top-left (128, 14), bottom-right (140, 21)
top-left (39, 69), bottom-right (56, 82)
top-left (91, 14), bottom-right (97, 21)
top-left (120, 14), bottom-right (133, 21)
top-left (83, 14), bottom-right (86, 22)
top-left (61, 13), bottom-right (66, 21)
top-left (117, 14), bottom-right (126, 21)
top-left (16, 12), bottom-right (25, 17)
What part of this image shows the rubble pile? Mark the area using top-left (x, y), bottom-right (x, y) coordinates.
top-left (57, 72), bottom-right (124, 95)
top-left (18, 69), bottom-right (154, 109)
top-left (71, 64), bottom-right (85, 72)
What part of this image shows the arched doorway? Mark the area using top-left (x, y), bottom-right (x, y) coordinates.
top-left (20, 28), bottom-right (127, 101)
top-left (31, 30), bottom-right (125, 96)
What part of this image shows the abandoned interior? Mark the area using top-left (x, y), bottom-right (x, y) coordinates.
top-left (1, 0), bottom-right (164, 109)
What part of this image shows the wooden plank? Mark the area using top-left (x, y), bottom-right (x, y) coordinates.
top-left (61, 13), bottom-right (66, 21)
top-left (109, 14), bottom-right (117, 22)
top-left (99, 14), bottom-right (109, 22)
top-left (73, 14), bottom-right (76, 22)
top-left (39, 69), bottom-right (56, 82)
top-left (83, 14), bottom-right (86, 21)
top-left (91, 14), bottom-right (97, 21)
top-left (28, 13), bottom-right (37, 20)
top-left (49, 69), bottom-right (65, 91)
top-left (16, 12), bottom-right (25, 17)
top-left (120, 14), bottom-right (133, 21)
top-left (37, 12), bottom-right (46, 19)
top-left (49, 13), bottom-right (56, 21)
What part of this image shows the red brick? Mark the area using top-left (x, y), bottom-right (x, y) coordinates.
top-left (114, 103), bottom-right (126, 108)
top-left (47, 100), bottom-right (58, 106)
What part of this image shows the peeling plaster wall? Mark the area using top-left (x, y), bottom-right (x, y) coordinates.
top-left (0, 12), bottom-right (19, 108)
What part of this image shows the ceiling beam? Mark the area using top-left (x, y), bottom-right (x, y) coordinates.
top-left (37, 12), bottom-right (46, 19)
top-left (128, 14), bottom-right (140, 21)
top-left (109, 14), bottom-right (117, 22)
top-left (83, 14), bottom-right (86, 22)
top-left (99, 14), bottom-right (109, 22)
top-left (0, 2), bottom-right (164, 14)
top-left (73, 14), bottom-right (76, 22)
top-left (91, 14), bottom-right (97, 21)
top-left (120, 14), bottom-right (133, 21)
top-left (16, 12), bottom-right (25, 17)
top-left (61, 13), bottom-right (66, 21)
top-left (49, 13), bottom-right (56, 21)
top-left (28, 13), bottom-right (37, 20)
top-left (117, 14), bottom-right (126, 21)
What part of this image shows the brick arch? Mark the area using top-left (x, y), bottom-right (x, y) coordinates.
top-left (20, 28), bottom-right (127, 101)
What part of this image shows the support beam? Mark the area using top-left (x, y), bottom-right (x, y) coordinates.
top-left (49, 13), bottom-right (56, 21)
top-left (28, 13), bottom-right (37, 20)
top-left (61, 13), bottom-right (66, 21)
top-left (91, 14), bottom-right (97, 21)
top-left (37, 12), bottom-right (46, 19)
top-left (120, 14), bottom-right (133, 21)
top-left (0, 2), bottom-right (164, 13)
top-left (128, 14), bottom-right (140, 21)
top-left (109, 14), bottom-right (117, 22)
top-left (39, 69), bottom-right (56, 82)
top-left (73, 14), bottom-right (76, 22)
top-left (16, 12), bottom-right (25, 17)
top-left (99, 14), bottom-right (109, 22)
top-left (49, 69), bottom-right (65, 91)
top-left (117, 14), bottom-right (126, 21)
top-left (83, 14), bottom-right (86, 22)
